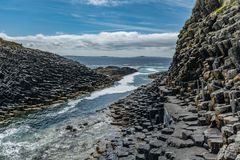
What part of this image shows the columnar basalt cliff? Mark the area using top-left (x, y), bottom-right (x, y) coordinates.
top-left (167, 0), bottom-right (240, 159)
top-left (169, 0), bottom-right (240, 82)
top-left (0, 38), bottom-right (113, 121)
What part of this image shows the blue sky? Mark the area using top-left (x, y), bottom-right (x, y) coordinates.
top-left (0, 0), bottom-right (195, 57)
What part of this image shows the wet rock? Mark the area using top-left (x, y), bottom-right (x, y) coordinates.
top-left (161, 128), bottom-right (174, 135)
top-left (158, 156), bottom-right (167, 160)
top-left (207, 138), bottom-right (223, 154)
top-left (136, 154), bottom-right (145, 160)
top-left (149, 139), bottom-right (162, 149)
top-left (235, 132), bottom-right (240, 154)
top-left (221, 125), bottom-right (234, 143)
top-left (185, 121), bottom-right (199, 126)
top-left (106, 153), bottom-right (118, 160)
top-left (191, 133), bottom-right (205, 147)
top-left (217, 145), bottom-right (227, 160)
top-left (137, 143), bottom-right (150, 159)
top-left (198, 101), bottom-right (210, 110)
top-left (96, 141), bottom-right (107, 154)
top-left (224, 143), bottom-right (237, 160)
top-left (122, 139), bottom-right (134, 148)
top-left (182, 130), bottom-right (193, 140)
top-left (228, 135), bottom-right (236, 144)
top-left (116, 147), bottom-right (129, 158)
top-left (215, 104), bottom-right (231, 115)
top-left (65, 125), bottom-right (77, 132)
top-left (203, 152), bottom-right (217, 160)
top-left (119, 155), bottom-right (135, 160)
top-left (149, 148), bottom-right (162, 160)
top-left (165, 151), bottom-right (176, 160)
top-left (157, 133), bottom-right (170, 142)
top-left (167, 137), bottom-right (194, 148)
top-left (183, 115), bottom-right (198, 122)
top-left (136, 132), bottom-right (146, 140)
top-left (233, 123), bottom-right (240, 134)
top-left (236, 154), bottom-right (240, 160)
top-left (211, 89), bottom-right (225, 104)
top-left (190, 156), bottom-right (205, 160)
top-left (94, 66), bottom-right (137, 81)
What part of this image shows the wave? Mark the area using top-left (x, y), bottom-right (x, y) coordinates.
top-left (46, 72), bottom-right (140, 116)
top-left (145, 68), bottom-right (159, 72)
top-left (56, 98), bottom-right (83, 115)
top-left (85, 72), bottom-right (140, 100)
top-left (39, 67), bottom-right (159, 117)
top-left (0, 125), bottom-right (33, 159)
top-left (51, 68), bottom-right (158, 115)
top-left (0, 125), bottom-right (31, 140)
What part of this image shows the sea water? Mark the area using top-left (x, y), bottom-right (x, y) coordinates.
top-left (0, 66), bottom-right (168, 160)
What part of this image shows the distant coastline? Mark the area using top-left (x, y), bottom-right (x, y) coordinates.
top-left (65, 56), bottom-right (172, 67)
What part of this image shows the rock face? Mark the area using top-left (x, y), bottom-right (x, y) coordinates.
top-left (94, 66), bottom-right (137, 81)
top-left (166, 0), bottom-right (240, 159)
top-left (0, 38), bottom-right (113, 121)
top-left (169, 0), bottom-right (240, 82)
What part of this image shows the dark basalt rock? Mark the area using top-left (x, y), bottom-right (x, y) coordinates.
top-left (0, 38), bottom-right (113, 121)
top-left (168, 0), bottom-right (240, 82)
top-left (94, 66), bottom-right (137, 81)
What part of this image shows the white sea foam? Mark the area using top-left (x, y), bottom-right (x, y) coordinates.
top-left (0, 125), bottom-right (31, 140)
top-left (146, 68), bottom-right (159, 72)
top-left (85, 72), bottom-right (140, 100)
top-left (46, 67), bottom-right (161, 116)
top-left (0, 67), bottom-right (163, 160)
top-left (56, 98), bottom-right (83, 115)
top-left (45, 72), bottom-right (140, 116)
top-left (0, 125), bottom-right (34, 159)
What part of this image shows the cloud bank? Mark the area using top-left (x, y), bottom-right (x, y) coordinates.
top-left (71, 0), bottom-right (195, 8)
top-left (0, 32), bottom-right (178, 57)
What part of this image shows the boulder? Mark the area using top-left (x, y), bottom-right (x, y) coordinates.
top-left (96, 143), bottom-right (107, 154)
top-left (161, 128), bottom-right (174, 135)
top-left (182, 114), bottom-right (198, 122)
top-left (198, 101), bottom-right (211, 110)
top-left (217, 145), bottom-right (227, 160)
top-left (116, 147), bottom-right (129, 158)
top-left (226, 69), bottom-right (238, 80)
top-left (236, 154), bottom-right (240, 160)
top-left (167, 137), bottom-right (194, 148)
top-left (224, 143), bottom-right (237, 160)
top-left (211, 89), bottom-right (225, 104)
top-left (233, 123), bottom-right (240, 134)
top-left (149, 148), bottom-right (162, 160)
top-left (136, 154), bottom-right (145, 160)
top-left (215, 104), bottom-right (231, 115)
top-left (191, 133), bottom-right (205, 147)
top-left (149, 139), bottom-right (162, 149)
top-left (235, 132), bottom-right (240, 154)
top-left (207, 138), bottom-right (223, 153)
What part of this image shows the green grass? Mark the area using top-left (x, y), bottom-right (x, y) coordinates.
top-left (0, 38), bottom-right (22, 49)
top-left (211, 0), bottom-right (238, 15)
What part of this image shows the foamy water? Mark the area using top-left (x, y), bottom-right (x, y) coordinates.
top-left (86, 72), bottom-right (140, 100)
top-left (0, 66), bottom-right (167, 160)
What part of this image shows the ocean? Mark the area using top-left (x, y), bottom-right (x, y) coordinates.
top-left (0, 56), bottom-right (170, 160)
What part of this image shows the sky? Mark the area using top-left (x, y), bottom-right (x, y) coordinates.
top-left (0, 0), bottom-right (196, 57)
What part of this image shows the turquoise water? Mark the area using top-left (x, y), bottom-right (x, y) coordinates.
top-left (0, 66), bottom-right (167, 160)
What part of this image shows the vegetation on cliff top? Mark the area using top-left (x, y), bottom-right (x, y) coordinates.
top-left (212, 0), bottom-right (238, 15)
top-left (0, 38), bottom-right (22, 49)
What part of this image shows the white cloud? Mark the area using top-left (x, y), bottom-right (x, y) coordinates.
top-left (87, 0), bottom-right (109, 6)
top-left (71, 0), bottom-right (195, 8)
top-left (0, 32), bottom-right (178, 57)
